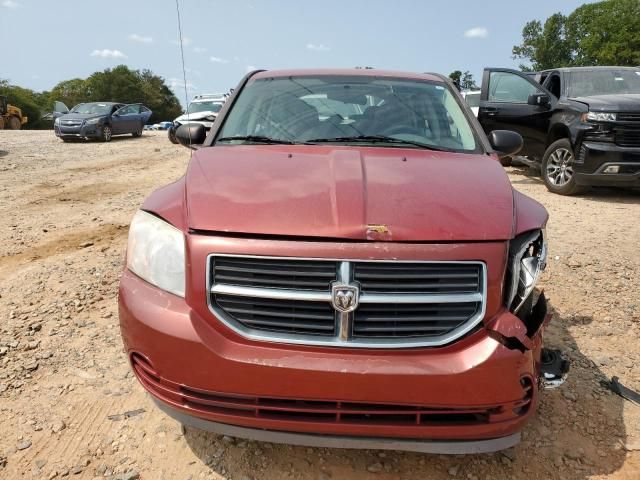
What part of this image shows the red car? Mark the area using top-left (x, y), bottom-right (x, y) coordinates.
top-left (119, 69), bottom-right (566, 454)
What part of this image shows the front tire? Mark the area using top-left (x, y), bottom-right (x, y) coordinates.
top-left (132, 124), bottom-right (143, 137)
top-left (101, 125), bottom-right (113, 142)
top-left (541, 139), bottom-right (587, 195)
top-left (168, 126), bottom-right (179, 144)
top-left (8, 116), bottom-right (21, 130)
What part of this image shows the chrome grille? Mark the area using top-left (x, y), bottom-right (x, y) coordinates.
top-left (353, 302), bottom-right (481, 338)
top-left (215, 294), bottom-right (336, 335)
top-left (208, 255), bottom-right (486, 348)
top-left (354, 262), bottom-right (482, 293)
top-left (211, 256), bottom-right (336, 290)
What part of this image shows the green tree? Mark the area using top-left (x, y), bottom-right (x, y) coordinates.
top-left (449, 70), bottom-right (463, 86)
top-left (513, 0), bottom-right (640, 70)
top-left (86, 65), bottom-right (145, 104)
top-left (0, 80), bottom-right (50, 129)
top-left (567, 0), bottom-right (640, 66)
top-left (49, 78), bottom-right (90, 109)
top-left (448, 70), bottom-right (477, 90)
top-left (48, 65), bottom-right (182, 123)
top-left (139, 70), bottom-right (183, 123)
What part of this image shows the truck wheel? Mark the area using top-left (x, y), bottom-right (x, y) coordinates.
top-left (168, 126), bottom-right (179, 144)
top-left (101, 125), bottom-right (113, 142)
top-left (132, 124), bottom-right (143, 137)
top-left (542, 139), bottom-right (587, 195)
top-left (8, 116), bottom-right (21, 130)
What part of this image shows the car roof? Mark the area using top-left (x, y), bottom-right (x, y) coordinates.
top-left (251, 68), bottom-right (445, 83)
top-left (541, 66), bottom-right (640, 73)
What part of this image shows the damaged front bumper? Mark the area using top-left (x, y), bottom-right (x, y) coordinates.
top-left (486, 292), bottom-right (569, 389)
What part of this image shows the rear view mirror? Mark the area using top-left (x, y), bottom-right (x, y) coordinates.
top-left (488, 130), bottom-right (523, 159)
top-left (176, 123), bottom-right (207, 149)
top-left (528, 93), bottom-right (550, 108)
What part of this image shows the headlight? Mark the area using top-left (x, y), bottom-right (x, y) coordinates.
top-left (85, 117), bottom-right (102, 125)
top-left (505, 229), bottom-right (547, 314)
top-left (583, 111), bottom-right (617, 122)
top-left (126, 210), bottom-right (185, 297)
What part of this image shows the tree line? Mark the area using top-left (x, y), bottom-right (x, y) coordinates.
top-left (0, 65), bottom-right (183, 129)
top-left (513, 0), bottom-right (640, 71)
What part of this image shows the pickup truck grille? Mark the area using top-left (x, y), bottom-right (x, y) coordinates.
top-left (208, 255), bottom-right (486, 348)
top-left (614, 123), bottom-right (640, 147)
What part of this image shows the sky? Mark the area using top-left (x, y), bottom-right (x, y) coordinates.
top-left (1, 0), bottom-right (594, 105)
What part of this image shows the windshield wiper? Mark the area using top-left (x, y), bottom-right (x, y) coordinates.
top-left (307, 135), bottom-right (448, 151)
top-left (216, 135), bottom-right (299, 145)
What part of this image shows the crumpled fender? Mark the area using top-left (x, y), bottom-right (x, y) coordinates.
top-left (485, 293), bottom-right (552, 352)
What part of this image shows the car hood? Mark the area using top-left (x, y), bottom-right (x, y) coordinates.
top-left (58, 113), bottom-right (105, 121)
top-left (174, 111), bottom-right (217, 122)
top-left (185, 145), bottom-right (515, 241)
top-left (570, 94), bottom-right (640, 112)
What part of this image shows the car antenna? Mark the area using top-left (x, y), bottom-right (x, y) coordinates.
top-left (174, 0), bottom-right (192, 151)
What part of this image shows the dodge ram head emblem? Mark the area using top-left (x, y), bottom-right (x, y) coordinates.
top-left (331, 284), bottom-right (359, 313)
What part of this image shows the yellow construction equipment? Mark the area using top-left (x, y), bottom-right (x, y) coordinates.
top-left (0, 95), bottom-right (28, 129)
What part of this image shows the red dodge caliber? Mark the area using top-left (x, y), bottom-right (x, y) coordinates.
top-left (119, 69), bottom-right (565, 454)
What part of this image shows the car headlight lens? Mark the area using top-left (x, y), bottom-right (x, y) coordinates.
top-left (584, 111), bottom-right (617, 122)
top-left (54, 117), bottom-right (60, 125)
top-left (85, 117), bottom-right (102, 125)
top-left (126, 210), bottom-right (185, 297)
top-left (505, 229), bottom-right (547, 314)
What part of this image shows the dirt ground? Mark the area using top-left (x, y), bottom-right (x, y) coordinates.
top-left (0, 130), bottom-right (639, 480)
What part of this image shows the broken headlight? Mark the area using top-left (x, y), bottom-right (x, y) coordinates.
top-left (505, 229), bottom-right (547, 314)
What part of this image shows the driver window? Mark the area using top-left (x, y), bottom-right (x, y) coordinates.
top-left (488, 71), bottom-right (539, 103)
top-left (546, 74), bottom-right (561, 98)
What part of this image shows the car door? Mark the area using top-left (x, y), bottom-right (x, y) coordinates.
top-left (478, 68), bottom-right (555, 159)
top-left (112, 104), bottom-right (138, 134)
top-left (52, 101), bottom-right (69, 119)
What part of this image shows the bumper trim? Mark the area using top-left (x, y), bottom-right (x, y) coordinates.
top-left (154, 398), bottom-right (521, 454)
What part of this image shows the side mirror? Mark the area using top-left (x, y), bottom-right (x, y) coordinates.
top-left (488, 130), bottom-right (523, 159)
top-left (528, 93), bottom-right (550, 108)
top-left (176, 123), bottom-right (207, 149)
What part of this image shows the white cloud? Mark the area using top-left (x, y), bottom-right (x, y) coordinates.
top-left (464, 27), bottom-right (488, 39)
top-left (210, 56), bottom-right (229, 64)
top-left (306, 43), bottom-right (330, 52)
top-left (128, 33), bottom-right (153, 44)
top-left (171, 36), bottom-right (192, 47)
top-left (2, 0), bottom-right (19, 8)
top-left (168, 78), bottom-right (196, 92)
top-left (90, 49), bottom-right (127, 59)
top-left (193, 46), bottom-right (207, 54)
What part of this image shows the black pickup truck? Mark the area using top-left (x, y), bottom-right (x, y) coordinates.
top-left (477, 66), bottom-right (640, 195)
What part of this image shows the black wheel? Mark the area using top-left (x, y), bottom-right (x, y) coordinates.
top-left (132, 124), bottom-right (143, 137)
top-left (101, 125), bottom-right (113, 142)
top-left (168, 126), bottom-right (179, 144)
top-left (8, 116), bottom-right (21, 130)
top-left (541, 139), bottom-right (587, 195)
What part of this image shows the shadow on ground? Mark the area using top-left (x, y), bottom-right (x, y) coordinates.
top-left (181, 298), bottom-right (629, 480)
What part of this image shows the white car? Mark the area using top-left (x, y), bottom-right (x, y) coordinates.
top-left (461, 90), bottom-right (481, 117)
top-left (168, 93), bottom-right (228, 143)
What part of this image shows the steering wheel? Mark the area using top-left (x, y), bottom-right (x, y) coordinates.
top-left (378, 124), bottom-right (424, 137)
